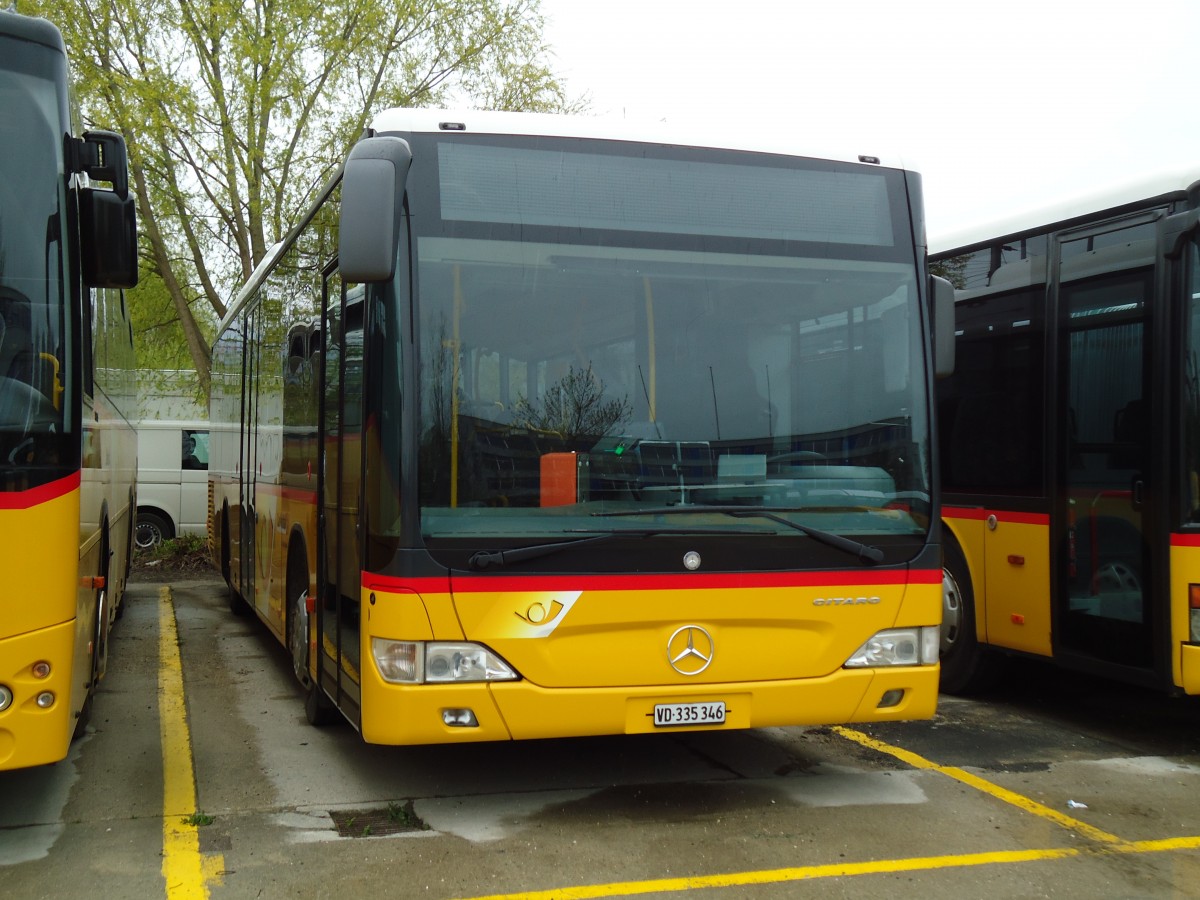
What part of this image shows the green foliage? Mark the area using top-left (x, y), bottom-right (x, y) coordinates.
top-left (386, 800), bottom-right (429, 829)
top-left (511, 364), bottom-right (632, 440)
top-left (16, 0), bottom-right (580, 386)
top-left (930, 255), bottom-right (970, 291)
top-left (139, 532), bottom-right (211, 568)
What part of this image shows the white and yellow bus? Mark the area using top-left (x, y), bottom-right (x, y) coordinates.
top-left (933, 170), bottom-right (1200, 696)
top-left (210, 108), bottom-right (952, 744)
top-left (0, 10), bottom-right (139, 769)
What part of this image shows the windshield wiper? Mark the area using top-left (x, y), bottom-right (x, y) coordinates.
top-left (468, 534), bottom-right (616, 571)
top-left (466, 527), bottom-right (753, 571)
top-left (592, 505), bottom-right (885, 565)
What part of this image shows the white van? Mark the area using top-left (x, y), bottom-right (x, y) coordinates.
top-left (135, 421), bottom-right (210, 549)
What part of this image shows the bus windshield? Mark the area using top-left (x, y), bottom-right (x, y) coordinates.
top-left (401, 135), bottom-right (930, 552)
top-left (0, 32), bottom-right (72, 471)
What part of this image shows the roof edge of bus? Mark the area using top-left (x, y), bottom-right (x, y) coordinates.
top-left (0, 7), bottom-right (67, 52)
top-left (218, 240), bottom-right (287, 335)
top-left (368, 107), bottom-right (913, 172)
top-left (930, 166), bottom-right (1200, 256)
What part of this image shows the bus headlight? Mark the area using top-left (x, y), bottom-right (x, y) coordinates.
top-left (0, 685), bottom-right (12, 712)
top-left (844, 627), bottom-right (940, 668)
top-left (372, 639), bottom-right (519, 684)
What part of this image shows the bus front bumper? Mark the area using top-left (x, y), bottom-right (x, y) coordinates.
top-left (360, 664), bottom-right (939, 745)
top-left (0, 620), bottom-right (78, 771)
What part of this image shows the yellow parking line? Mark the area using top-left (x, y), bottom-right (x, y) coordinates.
top-left (458, 836), bottom-right (1200, 900)
top-left (833, 726), bottom-right (1126, 845)
top-left (461, 722), bottom-right (1185, 900)
top-left (158, 586), bottom-right (223, 899)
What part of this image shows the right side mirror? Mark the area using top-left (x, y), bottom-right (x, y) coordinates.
top-left (338, 136), bottom-right (413, 283)
top-left (931, 274), bottom-right (955, 377)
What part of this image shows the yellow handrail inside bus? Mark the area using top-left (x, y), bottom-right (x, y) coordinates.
top-left (450, 266), bottom-right (462, 508)
top-left (643, 276), bottom-right (656, 422)
top-left (40, 353), bottom-right (63, 410)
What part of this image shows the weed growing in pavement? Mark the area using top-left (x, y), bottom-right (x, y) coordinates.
top-left (134, 533), bottom-right (214, 577)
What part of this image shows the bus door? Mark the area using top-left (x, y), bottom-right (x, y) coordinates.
top-left (317, 269), bottom-right (363, 722)
top-left (1054, 217), bottom-right (1158, 669)
top-left (239, 307), bottom-right (261, 604)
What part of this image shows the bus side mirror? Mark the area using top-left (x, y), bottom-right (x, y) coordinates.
top-left (931, 274), bottom-right (955, 377)
top-left (80, 186), bottom-right (138, 289)
top-left (339, 136), bottom-right (413, 283)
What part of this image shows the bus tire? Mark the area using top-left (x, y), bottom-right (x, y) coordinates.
top-left (940, 538), bottom-right (1000, 694)
top-left (75, 555), bottom-right (110, 740)
top-left (288, 553), bottom-right (338, 726)
top-left (304, 679), bottom-right (339, 727)
top-left (223, 509), bottom-right (251, 616)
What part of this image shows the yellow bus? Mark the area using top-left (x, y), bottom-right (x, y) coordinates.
top-left (0, 10), bottom-right (139, 770)
top-left (933, 170), bottom-right (1200, 695)
top-left (210, 108), bottom-right (952, 743)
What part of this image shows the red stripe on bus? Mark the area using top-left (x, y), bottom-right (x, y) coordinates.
top-left (1171, 533), bottom-right (1200, 547)
top-left (363, 568), bottom-right (941, 594)
top-left (279, 486), bottom-right (317, 503)
top-left (943, 507), bottom-right (1049, 527)
top-left (0, 471), bottom-right (80, 509)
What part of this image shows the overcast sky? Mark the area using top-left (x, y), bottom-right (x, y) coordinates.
top-left (540, 0), bottom-right (1200, 244)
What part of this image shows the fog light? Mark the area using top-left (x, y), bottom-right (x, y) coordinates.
top-left (36, 691), bottom-right (55, 709)
top-left (442, 708), bottom-right (478, 727)
top-left (877, 689), bottom-right (904, 709)
top-left (0, 685), bottom-right (12, 712)
top-left (32, 661), bottom-right (51, 679)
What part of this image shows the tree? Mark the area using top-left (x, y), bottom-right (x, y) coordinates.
top-left (930, 254), bottom-right (970, 290)
top-left (511, 365), bottom-right (632, 441)
top-left (21, 0), bottom-right (581, 392)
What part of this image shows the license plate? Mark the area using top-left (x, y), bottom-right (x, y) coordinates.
top-left (653, 701), bottom-right (726, 727)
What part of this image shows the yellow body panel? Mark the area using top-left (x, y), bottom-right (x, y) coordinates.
top-left (944, 512), bottom-right (1052, 657)
top-left (0, 488), bottom-right (81, 641)
top-left (358, 578), bottom-right (941, 744)
top-left (0, 487), bottom-right (88, 770)
top-left (0, 620), bottom-right (78, 770)
top-left (981, 519), bottom-right (1052, 656)
top-left (1170, 541), bottom-right (1200, 692)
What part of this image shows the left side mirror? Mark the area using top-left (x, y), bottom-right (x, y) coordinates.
top-left (931, 275), bottom-right (955, 377)
top-left (80, 186), bottom-right (138, 289)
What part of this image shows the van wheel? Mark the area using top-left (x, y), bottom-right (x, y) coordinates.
top-left (135, 510), bottom-right (172, 550)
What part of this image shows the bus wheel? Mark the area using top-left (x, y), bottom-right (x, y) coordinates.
top-left (221, 511), bottom-right (248, 616)
top-left (228, 584), bottom-right (251, 616)
top-left (289, 589), bottom-right (312, 687)
top-left (289, 583), bottom-right (338, 726)
top-left (74, 582), bottom-right (110, 740)
top-left (940, 540), bottom-right (1000, 694)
